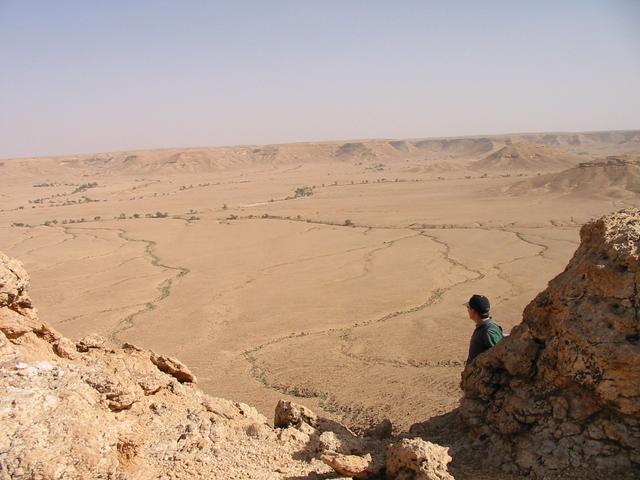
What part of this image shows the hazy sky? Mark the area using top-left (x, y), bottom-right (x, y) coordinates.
top-left (1, 1), bottom-right (639, 158)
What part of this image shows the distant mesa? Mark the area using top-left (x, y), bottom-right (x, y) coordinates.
top-left (334, 142), bottom-right (376, 160)
top-left (388, 140), bottom-right (410, 152)
top-left (513, 130), bottom-right (640, 148)
top-left (471, 141), bottom-right (580, 172)
top-left (1, 129), bottom-right (638, 176)
top-left (412, 137), bottom-right (494, 157)
top-left (506, 156), bottom-right (640, 198)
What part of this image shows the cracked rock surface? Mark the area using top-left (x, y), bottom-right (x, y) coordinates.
top-left (460, 209), bottom-right (640, 478)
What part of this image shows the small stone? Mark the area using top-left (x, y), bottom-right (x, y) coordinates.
top-left (76, 334), bottom-right (106, 352)
top-left (274, 400), bottom-right (317, 429)
top-left (149, 352), bottom-right (196, 383)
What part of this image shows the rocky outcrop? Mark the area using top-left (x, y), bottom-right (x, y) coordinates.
top-left (460, 209), bottom-right (640, 478)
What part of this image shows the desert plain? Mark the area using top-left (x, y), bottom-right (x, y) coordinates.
top-left (1, 131), bottom-right (639, 432)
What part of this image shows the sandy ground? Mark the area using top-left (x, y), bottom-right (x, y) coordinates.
top-left (1, 136), bottom-right (639, 434)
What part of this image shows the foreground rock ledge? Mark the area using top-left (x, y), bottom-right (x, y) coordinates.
top-left (461, 208), bottom-right (640, 478)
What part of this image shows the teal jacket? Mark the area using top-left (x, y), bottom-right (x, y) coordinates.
top-left (467, 318), bottom-right (503, 363)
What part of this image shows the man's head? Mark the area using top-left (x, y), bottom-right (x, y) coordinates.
top-left (465, 294), bottom-right (491, 323)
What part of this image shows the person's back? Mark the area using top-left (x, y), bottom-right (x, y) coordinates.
top-left (464, 294), bottom-right (503, 363)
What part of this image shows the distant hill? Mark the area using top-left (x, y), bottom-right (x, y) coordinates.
top-left (471, 141), bottom-right (580, 172)
top-left (1, 130), bottom-right (638, 176)
top-left (506, 157), bottom-right (640, 198)
top-left (520, 130), bottom-right (640, 147)
top-left (411, 137), bottom-right (495, 157)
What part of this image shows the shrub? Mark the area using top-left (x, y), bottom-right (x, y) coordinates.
top-left (293, 186), bottom-right (313, 198)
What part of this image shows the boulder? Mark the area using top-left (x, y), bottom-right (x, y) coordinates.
top-left (386, 438), bottom-right (454, 480)
top-left (274, 399), bottom-right (318, 428)
top-left (320, 451), bottom-right (383, 479)
top-left (149, 352), bottom-right (196, 383)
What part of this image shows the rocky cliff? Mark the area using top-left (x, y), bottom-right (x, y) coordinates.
top-left (460, 209), bottom-right (640, 478)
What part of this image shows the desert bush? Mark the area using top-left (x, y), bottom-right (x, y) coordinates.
top-left (71, 182), bottom-right (98, 194)
top-left (293, 186), bottom-right (313, 198)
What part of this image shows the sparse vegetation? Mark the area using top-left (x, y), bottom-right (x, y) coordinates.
top-left (293, 186), bottom-right (314, 198)
top-left (71, 182), bottom-right (98, 194)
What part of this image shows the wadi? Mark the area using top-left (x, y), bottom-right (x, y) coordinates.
top-left (1, 130), bottom-right (639, 479)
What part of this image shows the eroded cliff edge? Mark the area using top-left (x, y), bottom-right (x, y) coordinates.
top-left (460, 208), bottom-right (640, 477)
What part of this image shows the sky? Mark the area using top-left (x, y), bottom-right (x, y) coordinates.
top-left (1, 1), bottom-right (639, 159)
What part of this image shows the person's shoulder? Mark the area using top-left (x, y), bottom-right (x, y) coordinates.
top-left (484, 319), bottom-right (503, 335)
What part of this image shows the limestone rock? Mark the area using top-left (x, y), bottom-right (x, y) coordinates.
top-left (274, 399), bottom-right (318, 428)
top-left (76, 334), bottom-right (107, 352)
top-left (460, 209), bottom-right (640, 478)
top-left (52, 337), bottom-right (77, 359)
top-left (320, 451), bottom-right (383, 479)
top-left (386, 438), bottom-right (454, 480)
top-left (149, 352), bottom-right (196, 383)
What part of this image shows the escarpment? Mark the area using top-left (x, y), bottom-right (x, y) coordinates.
top-left (460, 208), bottom-right (640, 478)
